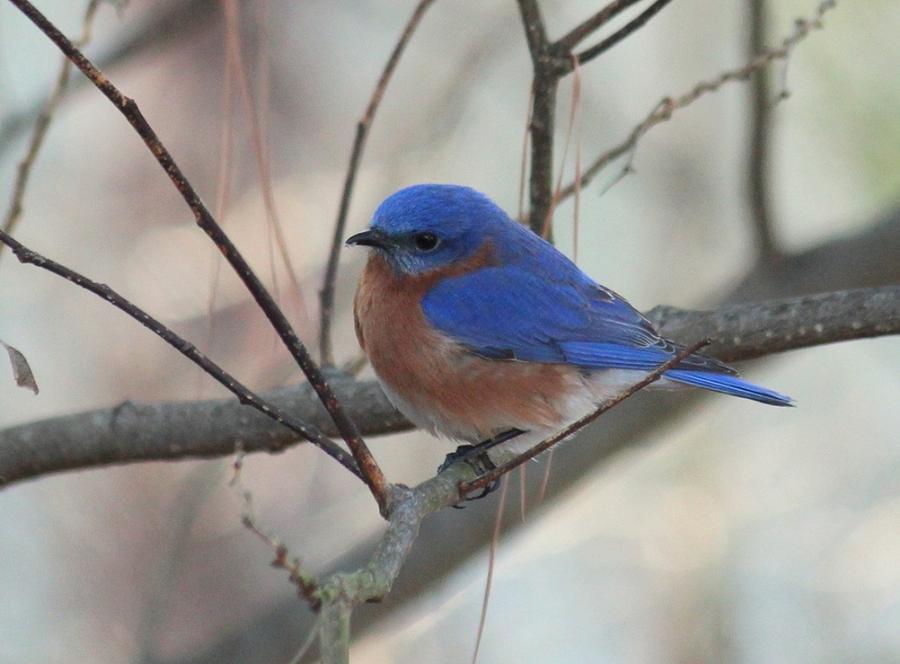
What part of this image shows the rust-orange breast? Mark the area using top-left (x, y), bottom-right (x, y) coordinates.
top-left (353, 248), bottom-right (579, 439)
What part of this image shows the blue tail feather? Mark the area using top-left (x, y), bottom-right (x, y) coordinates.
top-left (664, 369), bottom-right (793, 407)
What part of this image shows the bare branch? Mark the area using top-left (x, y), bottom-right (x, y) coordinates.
top-left (516, 0), bottom-right (550, 59)
top-left (314, 470), bottom-right (478, 661)
top-left (558, 0), bottom-right (837, 201)
top-left (7, 0), bottom-right (390, 510)
top-left (516, 0), bottom-right (559, 233)
top-left (3, 282), bottom-right (898, 491)
top-left (318, 0), bottom-right (436, 367)
top-left (231, 453), bottom-right (321, 608)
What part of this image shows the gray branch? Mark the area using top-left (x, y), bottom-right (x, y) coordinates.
top-left (3, 283), bottom-right (899, 491)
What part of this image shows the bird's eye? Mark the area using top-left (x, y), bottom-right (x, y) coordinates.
top-left (412, 232), bottom-right (440, 252)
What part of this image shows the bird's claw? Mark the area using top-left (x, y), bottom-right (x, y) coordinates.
top-left (438, 444), bottom-right (499, 507)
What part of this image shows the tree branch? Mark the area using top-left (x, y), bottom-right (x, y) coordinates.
top-left (3, 283), bottom-right (898, 491)
top-left (516, 0), bottom-right (559, 233)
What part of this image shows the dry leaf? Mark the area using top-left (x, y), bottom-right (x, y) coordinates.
top-left (1, 339), bottom-right (39, 395)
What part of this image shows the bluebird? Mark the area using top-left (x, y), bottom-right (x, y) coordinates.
top-left (347, 184), bottom-right (791, 464)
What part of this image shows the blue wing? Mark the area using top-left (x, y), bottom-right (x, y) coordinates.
top-left (421, 266), bottom-right (792, 406)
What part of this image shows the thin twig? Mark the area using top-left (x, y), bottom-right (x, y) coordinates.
top-left (0, 227), bottom-right (361, 479)
top-left (318, 0), bottom-right (436, 367)
top-left (7, 0), bottom-right (390, 512)
top-left (748, 0), bottom-right (778, 259)
top-left (222, 0), bottom-right (309, 320)
top-left (200, 12), bottom-right (238, 397)
top-left (541, 53), bottom-right (583, 238)
top-left (573, 0), bottom-right (674, 69)
top-left (0, 0), bottom-right (101, 263)
top-left (557, 0), bottom-right (837, 202)
top-left (459, 339), bottom-right (709, 494)
top-left (557, 0), bottom-right (647, 50)
top-left (230, 451), bottom-right (321, 608)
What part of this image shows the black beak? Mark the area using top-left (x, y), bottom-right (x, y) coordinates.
top-left (345, 229), bottom-right (390, 249)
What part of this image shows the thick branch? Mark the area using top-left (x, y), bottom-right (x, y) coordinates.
top-left (516, 0), bottom-right (559, 233)
top-left (3, 284), bottom-right (898, 491)
top-left (315, 468), bottom-right (474, 661)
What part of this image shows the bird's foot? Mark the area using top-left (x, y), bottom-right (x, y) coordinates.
top-left (438, 429), bottom-right (526, 505)
top-left (439, 445), bottom-right (498, 506)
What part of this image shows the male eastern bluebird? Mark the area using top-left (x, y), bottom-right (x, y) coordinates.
top-left (347, 184), bottom-right (791, 463)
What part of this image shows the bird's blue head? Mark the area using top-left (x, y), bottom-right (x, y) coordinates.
top-left (346, 184), bottom-right (511, 275)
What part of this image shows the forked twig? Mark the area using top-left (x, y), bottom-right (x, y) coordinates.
top-left (557, 0), bottom-right (837, 202)
top-left (458, 339), bottom-right (709, 494)
top-left (318, 0), bottom-right (437, 367)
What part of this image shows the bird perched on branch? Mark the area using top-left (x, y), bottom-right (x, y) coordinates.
top-left (348, 184), bottom-right (791, 464)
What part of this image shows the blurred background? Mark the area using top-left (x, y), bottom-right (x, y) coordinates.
top-left (1, 1), bottom-right (898, 662)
